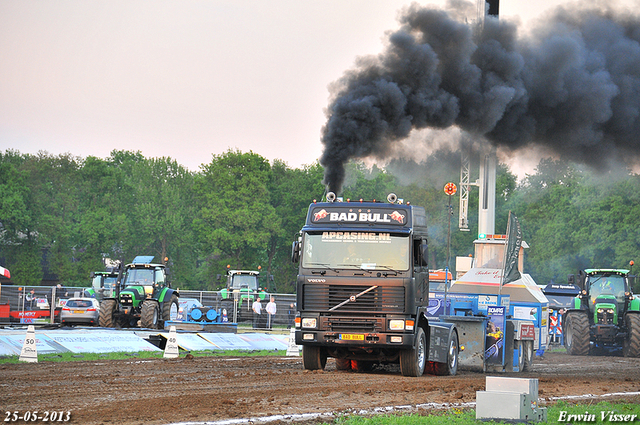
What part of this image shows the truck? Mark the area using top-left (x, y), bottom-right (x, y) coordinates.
top-left (291, 193), bottom-right (460, 377)
top-left (563, 268), bottom-right (640, 356)
top-left (217, 266), bottom-right (269, 323)
top-left (98, 256), bottom-right (179, 329)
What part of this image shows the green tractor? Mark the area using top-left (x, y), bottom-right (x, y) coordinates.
top-left (98, 256), bottom-right (179, 329)
top-left (90, 267), bottom-right (120, 301)
top-left (217, 266), bottom-right (270, 323)
top-left (564, 269), bottom-right (640, 356)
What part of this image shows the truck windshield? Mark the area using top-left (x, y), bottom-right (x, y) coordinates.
top-left (302, 232), bottom-right (410, 271)
top-left (589, 274), bottom-right (626, 304)
top-left (123, 269), bottom-right (154, 286)
top-left (231, 275), bottom-right (258, 290)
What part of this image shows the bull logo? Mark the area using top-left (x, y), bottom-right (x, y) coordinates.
top-left (313, 209), bottom-right (328, 221)
top-left (390, 210), bottom-right (404, 223)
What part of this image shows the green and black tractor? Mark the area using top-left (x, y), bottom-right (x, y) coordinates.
top-left (98, 256), bottom-right (179, 329)
top-left (564, 269), bottom-right (640, 356)
top-left (217, 266), bottom-right (271, 323)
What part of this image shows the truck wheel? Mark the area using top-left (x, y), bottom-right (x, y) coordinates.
top-left (400, 327), bottom-right (426, 377)
top-left (162, 294), bottom-right (179, 327)
top-left (98, 299), bottom-right (117, 328)
top-left (335, 358), bottom-right (352, 371)
top-left (623, 314), bottom-right (640, 357)
top-left (141, 301), bottom-right (160, 329)
top-left (522, 340), bottom-right (534, 371)
top-left (302, 345), bottom-right (327, 371)
top-left (432, 330), bottom-right (459, 376)
top-left (564, 312), bottom-right (590, 356)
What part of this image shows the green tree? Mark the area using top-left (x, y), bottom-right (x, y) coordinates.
top-left (194, 150), bottom-right (281, 289)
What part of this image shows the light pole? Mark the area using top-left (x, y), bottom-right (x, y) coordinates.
top-left (443, 182), bottom-right (457, 313)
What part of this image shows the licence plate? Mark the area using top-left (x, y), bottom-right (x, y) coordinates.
top-left (340, 334), bottom-right (364, 341)
top-left (73, 310), bottom-right (84, 314)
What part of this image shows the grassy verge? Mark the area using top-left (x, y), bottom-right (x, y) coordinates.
top-left (325, 400), bottom-right (640, 424)
top-left (0, 349), bottom-right (286, 364)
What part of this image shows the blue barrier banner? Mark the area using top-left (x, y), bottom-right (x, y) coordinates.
top-left (198, 332), bottom-right (253, 350)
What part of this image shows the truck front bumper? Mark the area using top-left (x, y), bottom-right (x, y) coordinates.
top-left (295, 329), bottom-right (415, 349)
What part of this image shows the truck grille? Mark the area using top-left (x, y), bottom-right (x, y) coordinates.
top-left (320, 316), bottom-right (382, 332)
top-left (303, 284), bottom-right (405, 313)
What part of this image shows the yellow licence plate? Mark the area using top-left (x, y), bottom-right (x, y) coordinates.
top-left (73, 310), bottom-right (84, 314)
top-left (340, 334), bottom-right (364, 341)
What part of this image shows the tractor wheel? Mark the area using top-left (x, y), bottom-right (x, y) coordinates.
top-left (564, 312), bottom-right (590, 356)
top-left (162, 294), bottom-right (179, 327)
top-left (400, 327), bottom-right (426, 377)
top-left (98, 299), bottom-right (117, 328)
top-left (623, 314), bottom-right (640, 357)
top-left (522, 340), bottom-right (534, 371)
top-left (432, 330), bottom-right (459, 376)
top-left (302, 345), bottom-right (327, 371)
top-left (140, 300), bottom-right (160, 329)
top-left (335, 358), bottom-right (352, 371)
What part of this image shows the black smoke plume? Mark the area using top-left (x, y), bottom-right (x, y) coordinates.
top-left (320, 1), bottom-right (640, 192)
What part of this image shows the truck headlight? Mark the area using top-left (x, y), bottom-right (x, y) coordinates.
top-left (301, 318), bottom-right (317, 328)
top-left (389, 319), bottom-right (405, 330)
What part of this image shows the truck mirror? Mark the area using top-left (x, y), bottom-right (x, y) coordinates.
top-left (90, 272), bottom-right (95, 278)
top-left (291, 241), bottom-right (300, 263)
top-left (420, 243), bottom-right (429, 267)
top-left (567, 274), bottom-right (575, 285)
top-left (216, 274), bottom-right (222, 281)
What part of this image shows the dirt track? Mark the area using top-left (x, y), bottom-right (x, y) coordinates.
top-left (2, 350), bottom-right (640, 425)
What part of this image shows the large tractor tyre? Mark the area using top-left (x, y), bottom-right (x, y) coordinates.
top-left (302, 345), bottom-right (327, 371)
top-left (564, 312), bottom-right (590, 356)
top-left (400, 327), bottom-right (427, 377)
top-left (522, 340), bottom-right (534, 371)
top-left (140, 300), bottom-right (160, 329)
top-left (623, 314), bottom-right (640, 357)
top-left (335, 358), bottom-right (352, 371)
top-left (162, 294), bottom-right (179, 327)
top-left (432, 330), bottom-right (459, 376)
top-left (98, 299), bottom-right (117, 328)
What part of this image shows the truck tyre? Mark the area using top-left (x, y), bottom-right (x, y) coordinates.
top-left (623, 314), bottom-right (640, 357)
top-left (141, 300), bottom-right (160, 329)
top-left (400, 327), bottom-right (426, 377)
top-left (98, 299), bottom-right (117, 328)
top-left (302, 345), bottom-right (327, 371)
top-left (432, 330), bottom-right (459, 376)
top-left (522, 340), bottom-right (534, 371)
top-left (335, 358), bottom-right (352, 371)
top-left (162, 294), bottom-right (179, 327)
top-left (564, 312), bottom-right (590, 356)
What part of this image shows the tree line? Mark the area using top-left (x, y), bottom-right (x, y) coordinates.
top-left (1, 148), bottom-right (639, 291)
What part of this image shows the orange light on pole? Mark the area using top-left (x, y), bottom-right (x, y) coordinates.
top-left (444, 182), bottom-right (457, 196)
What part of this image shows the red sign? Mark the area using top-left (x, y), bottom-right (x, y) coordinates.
top-left (444, 182), bottom-right (457, 196)
top-left (519, 322), bottom-right (535, 339)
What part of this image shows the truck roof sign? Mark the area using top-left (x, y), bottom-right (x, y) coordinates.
top-left (309, 206), bottom-right (408, 226)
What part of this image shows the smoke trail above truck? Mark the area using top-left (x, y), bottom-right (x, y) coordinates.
top-left (320, 1), bottom-right (640, 192)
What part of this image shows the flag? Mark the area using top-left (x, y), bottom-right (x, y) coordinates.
top-left (502, 212), bottom-right (522, 286)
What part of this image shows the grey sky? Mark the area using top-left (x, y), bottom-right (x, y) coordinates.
top-left (0, 0), bottom-right (606, 173)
